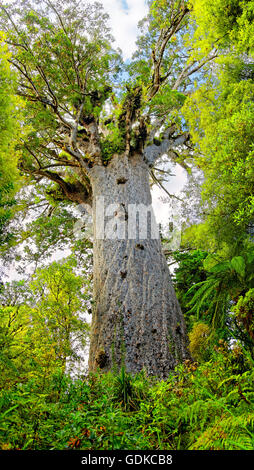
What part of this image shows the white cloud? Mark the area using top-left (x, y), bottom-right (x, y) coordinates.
top-left (96, 0), bottom-right (148, 60)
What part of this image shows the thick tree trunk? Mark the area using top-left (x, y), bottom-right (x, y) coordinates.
top-left (88, 153), bottom-right (189, 378)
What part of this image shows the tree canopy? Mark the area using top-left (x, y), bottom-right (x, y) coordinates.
top-left (0, 0), bottom-right (219, 210)
top-left (180, 0), bottom-right (254, 255)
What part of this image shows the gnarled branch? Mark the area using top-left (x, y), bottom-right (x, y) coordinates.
top-left (144, 129), bottom-right (190, 167)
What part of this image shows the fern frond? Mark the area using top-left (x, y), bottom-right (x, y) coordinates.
top-left (191, 413), bottom-right (254, 450)
top-left (187, 279), bottom-right (219, 316)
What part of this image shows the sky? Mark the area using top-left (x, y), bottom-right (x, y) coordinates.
top-left (100, 0), bottom-right (148, 60)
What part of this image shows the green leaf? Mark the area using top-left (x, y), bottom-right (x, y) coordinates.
top-left (231, 256), bottom-right (245, 277)
top-left (0, 404), bottom-right (19, 418)
top-left (208, 261), bottom-right (231, 274)
top-left (246, 251), bottom-right (254, 265)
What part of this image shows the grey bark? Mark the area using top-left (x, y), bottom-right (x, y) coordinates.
top-left (144, 131), bottom-right (190, 167)
top-left (88, 153), bottom-right (190, 378)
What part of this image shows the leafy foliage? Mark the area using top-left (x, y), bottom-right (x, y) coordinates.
top-left (189, 0), bottom-right (254, 56)
top-left (233, 289), bottom-right (254, 350)
top-left (172, 249), bottom-right (208, 322)
top-left (0, 0), bottom-right (124, 209)
top-left (188, 321), bottom-right (212, 362)
top-left (0, 257), bottom-right (89, 389)
top-left (182, 0), bottom-right (254, 254)
top-left (0, 34), bottom-right (24, 241)
top-left (0, 347), bottom-right (253, 450)
top-left (183, 59), bottom-right (254, 252)
top-left (185, 248), bottom-right (254, 329)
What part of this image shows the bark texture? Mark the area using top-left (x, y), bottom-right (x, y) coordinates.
top-left (88, 154), bottom-right (189, 378)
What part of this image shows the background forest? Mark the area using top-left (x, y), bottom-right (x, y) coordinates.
top-left (0, 0), bottom-right (254, 451)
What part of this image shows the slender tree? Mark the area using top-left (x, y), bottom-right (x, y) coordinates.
top-left (0, 0), bottom-right (221, 377)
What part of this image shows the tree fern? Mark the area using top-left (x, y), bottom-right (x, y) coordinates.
top-left (185, 250), bottom-right (254, 329)
top-left (186, 278), bottom-right (219, 317)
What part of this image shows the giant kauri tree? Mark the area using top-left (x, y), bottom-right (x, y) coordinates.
top-left (0, 0), bottom-right (220, 377)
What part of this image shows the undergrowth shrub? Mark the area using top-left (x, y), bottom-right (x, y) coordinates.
top-left (0, 347), bottom-right (253, 450)
top-left (188, 321), bottom-right (213, 361)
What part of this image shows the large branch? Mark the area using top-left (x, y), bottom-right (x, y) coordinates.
top-left (143, 129), bottom-right (190, 167)
top-left (172, 51), bottom-right (218, 90)
top-left (19, 164), bottom-right (92, 205)
top-left (71, 101), bottom-right (85, 150)
top-left (23, 141), bottom-right (80, 170)
top-left (148, 4), bottom-right (190, 100)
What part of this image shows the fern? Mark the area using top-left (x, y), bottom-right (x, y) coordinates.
top-left (191, 413), bottom-right (254, 450)
top-left (186, 279), bottom-right (219, 316)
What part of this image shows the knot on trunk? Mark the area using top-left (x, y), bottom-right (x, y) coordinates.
top-left (95, 349), bottom-right (108, 369)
